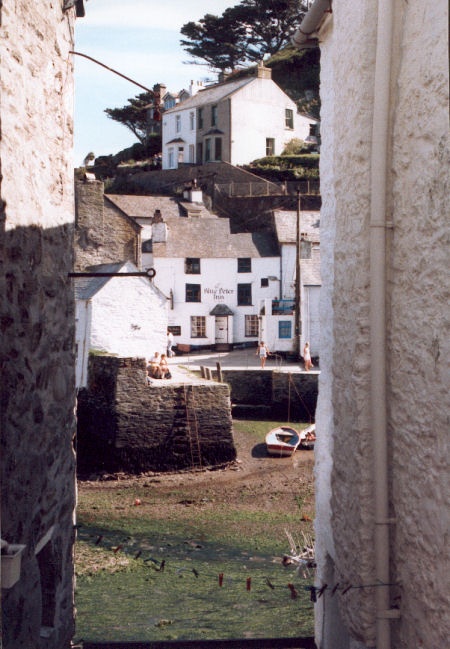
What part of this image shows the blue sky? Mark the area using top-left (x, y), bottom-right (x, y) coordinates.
top-left (74, 1), bottom-right (234, 165)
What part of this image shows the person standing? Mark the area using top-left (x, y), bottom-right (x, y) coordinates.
top-left (303, 342), bottom-right (313, 371)
top-left (167, 330), bottom-right (174, 357)
top-left (256, 341), bottom-right (270, 368)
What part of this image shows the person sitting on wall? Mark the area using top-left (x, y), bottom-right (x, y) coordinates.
top-left (147, 352), bottom-right (161, 379)
top-left (159, 353), bottom-right (171, 379)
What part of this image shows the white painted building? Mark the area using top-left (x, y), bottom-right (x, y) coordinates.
top-left (292, 2), bottom-right (450, 649)
top-left (162, 64), bottom-right (318, 169)
top-left (106, 194), bottom-right (322, 356)
top-left (74, 261), bottom-right (168, 387)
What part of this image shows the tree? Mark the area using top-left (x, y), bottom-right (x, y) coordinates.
top-left (104, 91), bottom-right (155, 144)
top-left (229, 0), bottom-right (308, 63)
top-left (180, 11), bottom-right (245, 72)
top-left (180, 0), bottom-right (308, 72)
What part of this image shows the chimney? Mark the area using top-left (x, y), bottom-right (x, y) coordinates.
top-left (188, 178), bottom-right (203, 205)
top-left (256, 61), bottom-right (272, 79)
top-left (151, 209), bottom-right (168, 242)
top-left (189, 80), bottom-right (202, 97)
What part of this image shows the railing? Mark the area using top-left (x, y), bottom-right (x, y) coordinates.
top-left (215, 179), bottom-right (320, 198)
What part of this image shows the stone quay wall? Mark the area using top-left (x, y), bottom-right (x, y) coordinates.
top-left (221, 370), bottom-right (318, 421)
top-left (77, 356), bottom-right (236, 474)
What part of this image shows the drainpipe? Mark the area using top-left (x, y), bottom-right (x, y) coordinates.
top-left (370, 0), bottom-right (399, 647)
top-left (291, 0), bottom-right (332, 49)
top-left (292, 0), bottom-right (398, 646)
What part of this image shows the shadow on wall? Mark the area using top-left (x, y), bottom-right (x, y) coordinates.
top-left (1, 222), bottom-right (77, 648)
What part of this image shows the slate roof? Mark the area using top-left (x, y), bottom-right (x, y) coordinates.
top-left (153, 218), bottom-right (278, 259)
top-left (273, 210), bottom-right (321, 244)
top-left (73, 261), bottom-right (169, 301)
top-left (106, 194), bottom-right (213, 220)
top-left (164, 77), bottom-right (254, 113)
top-left (74, 262), bottom-right (127, 300)
top-left (106, 195), bottom-right (184, 219)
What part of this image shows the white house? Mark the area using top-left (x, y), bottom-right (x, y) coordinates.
top-left (162, 64), bottom-right (318, 169)
top-left (74, 260), bottom-right (168, 387)
top-left (292, 2), bottom-right (449, 649)
top-left (105, 193), bottom-right (321, 356)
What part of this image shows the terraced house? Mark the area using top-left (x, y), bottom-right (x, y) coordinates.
top-left (162, 63), bottom-right (317, 169)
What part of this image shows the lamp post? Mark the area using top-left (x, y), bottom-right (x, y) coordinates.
top-left (295, 189), bottom-right (302, 360)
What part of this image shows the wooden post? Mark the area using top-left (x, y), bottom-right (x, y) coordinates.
top-left (216, 362), bottom-right (223, 383)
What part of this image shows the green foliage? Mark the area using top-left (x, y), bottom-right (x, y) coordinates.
top-left (282, 138), bottom-right (311, 155)
top-left (245, 153), bottom-right (320, 181)
top-left (180, 0), bottom-right (309, 71)
top-left (105, 91), bottom-right (157, 144)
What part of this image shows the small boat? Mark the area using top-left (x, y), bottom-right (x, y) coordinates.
top-left (299, 423), bottom-right (316, 449)
top-left (265, 426), bottom-right (301, 457)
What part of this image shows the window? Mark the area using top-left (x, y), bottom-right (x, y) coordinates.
top-left (266, 138), bottom-right (275, 156)
top-left (189, 112), bottom-right (195, 130)
top-left (186, 283), bottom-right (201, 302)
top-left (205, 138), bottom-right (211, 162)
top-left (191, 316), bottom-right (206, 338)
top-left (198, 108), bottom-right (204, 129)
top-left (142, 239), bottom-right (153, 253)
top-left (185, 257), bottom-right (200, 274)
top-left (175, 115), bottom-right (181, 132)
top-left (237, 258), bottom-right (251, 273)
top-left (177, 146), bottom-right (184, 163)
top-left (278, 321), bottom-right (292, 339)
top-left (168, 325), bottom-right (181, 336)
top-left (197, 142), bottom-right (203, 164)
top-left (237, 283), bottom-right (252, 306)
top-left (285, 108), bottom-right (294, 129)
top-left (260, 277), bottom-right (269, 287)
top-left (214, 137), bottom-right (222, 161)
top-left (211, 105), bottom-right (218, 126)
top-left (245, 315), bottom-right (259, 337)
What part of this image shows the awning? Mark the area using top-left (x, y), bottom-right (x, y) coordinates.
top-left (210, 304), bottom-right (234, 316)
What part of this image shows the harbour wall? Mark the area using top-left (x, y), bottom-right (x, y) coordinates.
top-left (77, 356), bottom-right (236, 474)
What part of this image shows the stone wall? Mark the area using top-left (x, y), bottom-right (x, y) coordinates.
top-left (74, 179), bottom-right (141, 270)
top-left (77, 356), bottom-right (236, 474)
top-left (0, 2), bottom-right (78, 647)
top-left (222, 370), bottom-right (317, 421)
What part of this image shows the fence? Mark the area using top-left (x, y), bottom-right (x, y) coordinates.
top-left (215, 179), bottom-right (320, 198)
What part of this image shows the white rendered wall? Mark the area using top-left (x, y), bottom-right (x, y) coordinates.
top-left (162, 106), bottom-right (197, 169)
top-left (75, 300), bottom-right (92, 388)
top-left (230, 78), bottom-right (314, 165)
top-left (315, 2), bottom-right (449, 648)
top-left (89, 273), bottom-right (168, 359)
top-left (153, 256), bottom-right (280, 346)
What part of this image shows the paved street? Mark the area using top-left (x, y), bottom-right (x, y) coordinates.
top-left (164, 346), bottom-right (319, 384)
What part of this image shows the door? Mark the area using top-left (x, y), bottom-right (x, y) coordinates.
top-left (215, 316), bottom-right (228, 345)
